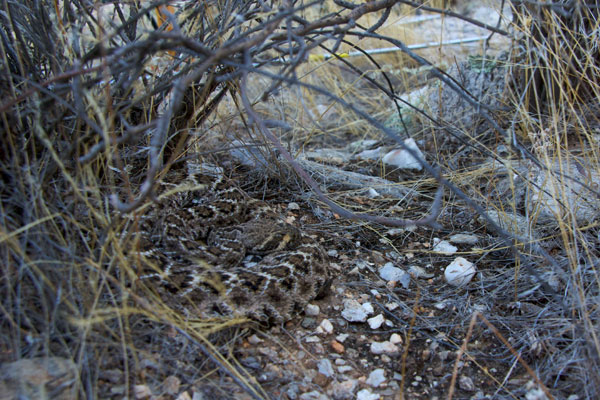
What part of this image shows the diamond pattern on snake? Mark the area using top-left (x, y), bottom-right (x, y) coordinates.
top-left (134, 163), bottom-right (331, 323)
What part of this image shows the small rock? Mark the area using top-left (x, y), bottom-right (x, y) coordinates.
top-left (379, 263), bottom-right (410, 288)
top-left (362, 302), bottom-right (374, 314)
top-left (313, 372), bottom-right (331, 388)
top-left (331, 340), bottom-right (345, 354)
top-left (367, 188), bottom-right (380, 198)
top-left (366, 368), bottom-right (386, 387)
top-left (459, 375), bottom-right (475, 391)
top-left (408, 265), bottom-right (434, 279)
top-left (305, 304), bottom-right (320, 316)
top-left (433, 238), bottom-right (458, 254)
top-left (336, 333), bottom-right (349, 343)
top-left (444, 257), bottom-right (477, 286)
top-left (317, 359), bottom-right (335, 377)
top-left (370, 341), bottom-right (399, 355)
top-left (164, 375), bottom-right (181, 395)
top-left (385, 302), bottom-right (399, 311)
top-left (389, 333), bottom-right (403, 345)
top-left (247, 334), bottom-right (263, 345)
top-left (331, 379), bottom-right (358, 400)
top-left (302, 317), bottom-right (317, 329)
top-left (382, 138), bottom-right (425, 170)
top-left (342, 300), bottom-right (368, 322)
top-left (367, 314), bottom-right (385, 329)
top-left (356, 388), bottom-right (380, 400)
top-left (305, 336), bottom-right (321, 343)
top-left (327, 249), bottom-right (339, 257)
top-left (449, 233), bottom-right (479, 244)
top-left (176, 392), bottom-right (192, 400)
top-left (134, 384), bottom-right (152, 399)
top-left (338, 365), bottom-right (354, 373)
top-left (319, 319), bottom-right (334, 334)
top-left (299, 390), bottom-right (329, 400)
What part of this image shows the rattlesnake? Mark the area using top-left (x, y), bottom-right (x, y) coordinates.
top-left (133, 163), bottom-right (331, 323)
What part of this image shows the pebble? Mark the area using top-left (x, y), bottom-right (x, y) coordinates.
top-left (459, 375), bottom-right (475, 391)
top-left (385, 302), bottom-right (399, 311)
top-left (305, 336), bottom-right (321, 343)
top-left (317, 359), bottom-right (335, 377)
top-left (331, 379), bottom-right (358, 400)
top-left (367, 314), bottom-right (385, 329)
top-left (408, 265), bottom-right (434, 278)
top-left (305, 304), bottom-right (320, 316)
top-left (302, 318), bottom-right (317, 329)
top-left (356, 388), bottom-right (380, 400)
top-left (288, 202), bottom-right (301, 211)
top-left (389, 333), bottom-right (403, 345)
top-left (318, 319), bottom-right (334, 334)
top-left (379, 262), bottom-right (407, 282)
top-left (176, 392), bottom-right (192, 400)
top-left (444, 257), bottom-right (477, 286)
top-left (299, 390), bottom-right (328, 400)
top-left (449, 233), bottom-right (479, 244)
top-left (433, 238), bottom-right (458, 254)
top-left (134, 384), bottom-right (152, 399)
top-left (247, 334), bottom-right (263, 344)
top-left (382, 138), bottom-right (424, 170)
top-left (336, 333), bottom-right (349, 342)
top-left (164, 375), bottom-right (181, 395)
top-left (341, 300), bottom-right (369, 322)
top-left (313, 373), bottom-right (330, 388)
top-left (370, 341), bottom-right (400, 355)
top-left (362, 302), bottom-right (374, 314)
top-left (338, 365), bottom-right (354, 373)
top-left (331, 340), bottom-right (345, 353)
top-left (366, 368), bottom-right (386, 387)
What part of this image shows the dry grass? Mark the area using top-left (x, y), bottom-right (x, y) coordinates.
top-left (1, 0), bottom-right (599, 398)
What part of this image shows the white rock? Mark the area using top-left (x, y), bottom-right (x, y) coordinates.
top-left (367, 188), bottom-right (380, 198)
top-left (247, 334), bottom-right (263, 345)
top-left (305, 304), bottom-right (320, 316)
top-left (331, 379), bottom-right (358, 400)
top-left (319, 319), bottom-right (334, 334)
top-left (356, 388), bottom-right (380, 400)
top-left (408, 265), bottom-right (434, 278)
top-left (305, 336), bottom-right (321, 343)
top-left (385, 302), bottom-right (399, 311)
top-left (362, 302), bottom-right (374, 315)
top-left (379, 263), bottom-right (410, 288)
top-left (176, 392), bottom-right (192, 400)
top-left (337, 365), bottom-right (354, 374)
top-left (134, 384), bottom-right (152, 399)
top-left (317, 358), bottom-right (334, 377)
top-left (449, 233), bottom-right (479, 244)
top-left (382, 138), bottom-right (424, 170)
top-left (336, 333), bottom-right (349, 343)
top-left (342, 300), bottom-right (368, 322)
top-left (370, 341), bottom-right (399, 355)
top-left (299, 390), bottom-right (329, 400)
top-left (367, 314), bottom-right (385, 329)
top-left (433, 238), bottom-right (458, 254)
top-left (459, 375), bottom-right (475, 391)
top-left (389, 333), bottom-right (403, 345)
top-left (288, 202), bottom-right (301, 211)
top-left (444, 257), bottom-right (477, 286)
top-left (366, 368), bottom-right (386, 387)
